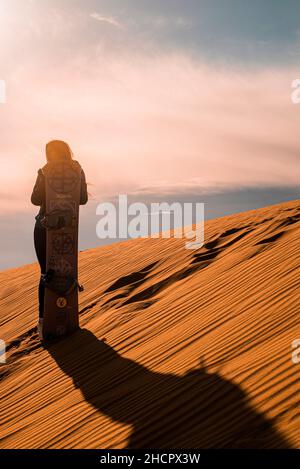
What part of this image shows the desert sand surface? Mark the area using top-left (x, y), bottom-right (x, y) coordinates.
top-left (0, 199), bottom-right (300, 449)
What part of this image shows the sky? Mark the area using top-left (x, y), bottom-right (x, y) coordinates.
top-left (0, 0), bottom-right (300, 269)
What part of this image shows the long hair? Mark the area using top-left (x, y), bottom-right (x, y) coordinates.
top-left (46, 140), bottom-right (73, 163)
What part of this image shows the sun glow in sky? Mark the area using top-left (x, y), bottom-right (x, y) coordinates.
top-left (0, 0), bottom-right (300, 268)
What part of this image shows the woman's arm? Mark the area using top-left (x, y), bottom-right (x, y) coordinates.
top-left (31, 169), bottom-right (45, 206)
top-left (80, 169), bottom-right (88, 205)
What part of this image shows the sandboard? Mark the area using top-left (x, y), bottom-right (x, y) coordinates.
top-left (42, 160), bottom-right (82, 341)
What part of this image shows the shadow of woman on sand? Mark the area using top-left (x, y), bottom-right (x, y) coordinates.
top-left (46, 328), bottom-right (291, 449)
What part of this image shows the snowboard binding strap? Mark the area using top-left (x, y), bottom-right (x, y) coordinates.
top-left (42, 269), bottom-right (84, 294)
top-left (41, 209), bottom-right (76, 230)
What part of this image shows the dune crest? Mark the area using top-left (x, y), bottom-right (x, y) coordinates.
top-left (1, 199), bottom-right (300, 448)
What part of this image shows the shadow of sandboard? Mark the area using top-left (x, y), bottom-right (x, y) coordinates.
top-left (46, 329), bottom-right (292, 449)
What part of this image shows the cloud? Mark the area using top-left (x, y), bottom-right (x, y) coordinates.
top-left (90, 12), bottom-right (123, 29)
top-left (90, 12), bottom-right (192, 33)
top-left (0, 3), bottom-right (299, 214)
top-left (1, 51), bottom-right (300, 216)
top-left (147, 16), bottom-right (193, 30)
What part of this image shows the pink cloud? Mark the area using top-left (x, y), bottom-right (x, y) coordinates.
top-left (90, 12), bottom-right (123, 29)
top-left (0, 47), bottom-right (299, 214)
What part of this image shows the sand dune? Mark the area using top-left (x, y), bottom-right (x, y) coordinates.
top-left (0, 199), bottom-right (300, 449)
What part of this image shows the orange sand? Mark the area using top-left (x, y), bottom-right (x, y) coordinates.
top-left (0, 199), bottom-right (300, 448)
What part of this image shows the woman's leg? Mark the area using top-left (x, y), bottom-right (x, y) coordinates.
top-left (34, 225), bottom-right (47, 318)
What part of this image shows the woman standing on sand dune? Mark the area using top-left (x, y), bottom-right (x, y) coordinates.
top-left (31, 140), bottom-right (88, 338)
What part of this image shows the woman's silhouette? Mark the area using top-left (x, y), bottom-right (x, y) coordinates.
top-left (31, 140), bottom-right (88, 338)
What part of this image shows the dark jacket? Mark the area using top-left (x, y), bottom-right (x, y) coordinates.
top-left (31, 166), bottom-right (88, 228)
